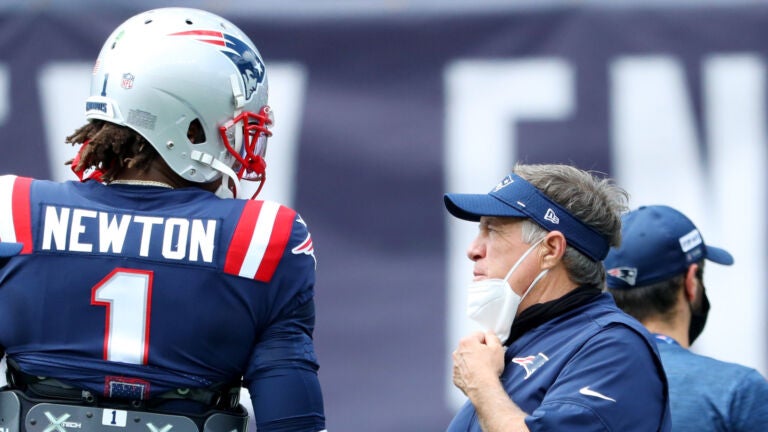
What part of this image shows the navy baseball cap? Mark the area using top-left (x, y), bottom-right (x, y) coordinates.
top-left (0, 241), bottom-right (21, 257)
top-left (605, 205), bottom-right (733, 289)
top-left (444, 174), bottom-right (611, 261)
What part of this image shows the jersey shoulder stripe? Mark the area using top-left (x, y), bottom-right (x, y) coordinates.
top-left (224, 200), bottom-right (297, 282)
top-left (224, 199), bottom-right (263, 275)
top-left (0, 175), bottom-right (33, 253)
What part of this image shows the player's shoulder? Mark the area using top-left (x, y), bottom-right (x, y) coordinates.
top-left (233, 199), bottom-right (307, 234)
top-left (0, 174), bottom-right (33, 190)
top-left (243, 200), bottom-right (312, 250)
top-left (222, 199), bottom-right (315, 283)
top-left (0, 174), bottom-right (47, 208)
top-left (0, 175), bottom-right (79, 194)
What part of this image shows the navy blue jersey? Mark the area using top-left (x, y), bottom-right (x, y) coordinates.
top-left (0, 175), bottom-right (325, 431)
top-left (448, 293), bottom-right (671, 432)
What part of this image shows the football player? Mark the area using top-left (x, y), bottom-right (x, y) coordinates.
top-left (0, 8), bottom-right (325, 432)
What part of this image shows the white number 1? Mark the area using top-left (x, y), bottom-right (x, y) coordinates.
top-left (91, 268), bottom-right (153, 364)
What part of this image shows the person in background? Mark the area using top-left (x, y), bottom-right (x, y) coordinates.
top-left (445, 163), bottom-right (670, 432)
top-left (606, 204), bottom-right (768, 432)
top-left (0, 8), bottom-right (326, 432)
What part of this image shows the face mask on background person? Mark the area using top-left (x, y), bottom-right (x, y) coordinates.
top-left (466, 237), bottom-right (549, 344)
top-left (688, 290), bottom-right (710, 345)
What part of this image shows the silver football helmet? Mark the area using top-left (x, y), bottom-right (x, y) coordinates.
top-left (85, 7), bottom-right (272, 198)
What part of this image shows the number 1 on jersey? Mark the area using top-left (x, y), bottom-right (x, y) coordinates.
top-left (91, 268), bottom-right (153, 364)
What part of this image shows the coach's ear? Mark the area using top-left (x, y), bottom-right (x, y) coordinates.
top-left (539, 230), bottom-right (567, 269)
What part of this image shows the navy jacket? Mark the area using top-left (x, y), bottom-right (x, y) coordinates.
top-left (448, 293), bottom-right (671, 432)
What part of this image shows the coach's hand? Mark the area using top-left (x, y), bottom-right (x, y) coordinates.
top-left (452, 331), bottom-right (530, 432)
top-left (452, 331), bottom-right (505, 397)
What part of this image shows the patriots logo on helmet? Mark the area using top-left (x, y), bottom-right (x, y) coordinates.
top-left (221, 35), bottom-right (265, 101)
top-left (512, 353), bottom-right (550, 380)
top-left (170, 30), bottom-right (266, 100)
top-left (607, 266), bottom-right (638, 286)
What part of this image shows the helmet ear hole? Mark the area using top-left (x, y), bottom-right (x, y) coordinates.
top-left (187, 119), bottom-right (206, 144)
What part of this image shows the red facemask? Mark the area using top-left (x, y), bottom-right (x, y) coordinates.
top-left (218, 105), bottom-right (273, 199)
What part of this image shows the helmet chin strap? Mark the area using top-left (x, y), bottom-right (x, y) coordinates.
top-left (213, 175), bottom-right (237, 200)
top-left (190, 150), bottom-right (241, 199)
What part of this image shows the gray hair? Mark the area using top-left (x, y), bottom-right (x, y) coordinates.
top-left (514, 163), bottom-right (629, 287)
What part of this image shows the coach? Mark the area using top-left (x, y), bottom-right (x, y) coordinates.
top-left (444, 163), bottom-right (670, 431)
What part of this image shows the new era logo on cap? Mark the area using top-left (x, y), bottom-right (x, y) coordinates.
top-left (679, 229), bottom-right (702, 253)
top-left (544, 208), bottom-right (559, 224)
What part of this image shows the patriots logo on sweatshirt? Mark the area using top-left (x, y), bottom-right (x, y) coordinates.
top-left (512, 352), bottom-right (550, 380)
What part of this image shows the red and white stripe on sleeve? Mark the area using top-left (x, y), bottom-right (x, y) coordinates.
top-left (224, 200), bottom-right (297, 283)
top-left (0, 175), bottom-right (33, 253)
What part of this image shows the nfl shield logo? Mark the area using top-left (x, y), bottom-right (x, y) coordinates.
top-left (121, 73), bottom-right (135, 89)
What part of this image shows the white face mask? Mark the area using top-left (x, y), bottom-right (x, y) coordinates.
top-left (466, 237), bottom-right (549, 344)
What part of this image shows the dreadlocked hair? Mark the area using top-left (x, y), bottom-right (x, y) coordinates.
top-left (65, 120), bottom-right (159, 183)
